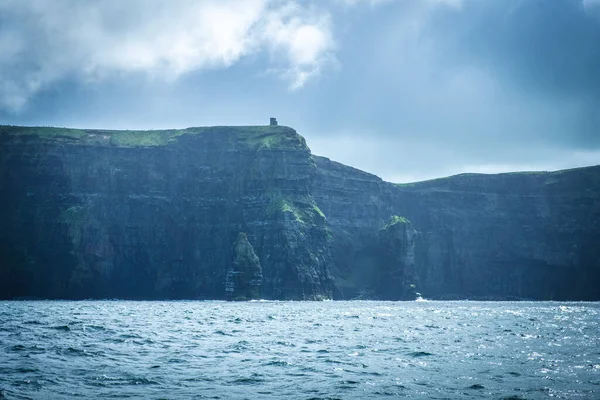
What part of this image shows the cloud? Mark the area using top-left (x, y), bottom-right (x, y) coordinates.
top-left (584, 0), bottom-right (600, 11)
top-left (261, 3), bottom-right (334, 89)
top-left (1, 0), bottom-right (598, 181)
top-left (430, 0), bottom-right (600, 101)
top-left (0, 0), bottom-right (334, 112)
top-left (295, 0), bottom-right (600, 180)
top-left (336, 0), bottom-right (461, 8)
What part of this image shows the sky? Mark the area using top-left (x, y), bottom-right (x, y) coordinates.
top-left (1, 0), bottom-right (599, 182)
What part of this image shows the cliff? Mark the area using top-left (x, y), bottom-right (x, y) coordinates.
top-left (0, 125), bottom-right (333, 300)
top-left (1, 124), bottom-right (598, 300)
top-left (313, 156), bottom-right (600, 300)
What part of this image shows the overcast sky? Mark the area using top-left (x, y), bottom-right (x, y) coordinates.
top-left (1, 0), bottom-right (599, 182)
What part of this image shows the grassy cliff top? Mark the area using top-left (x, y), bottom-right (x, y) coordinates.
top-left (0, 125), bottom-right (306, 151)
top-left (393, 164), bottom-right (600, 196)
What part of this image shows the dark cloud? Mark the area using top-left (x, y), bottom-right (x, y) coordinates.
top-left (431, 0), bottom-right (600, 102)
top-left (424, 0), bottom-right (600, 149)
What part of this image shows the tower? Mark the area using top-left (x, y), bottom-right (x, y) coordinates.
top-left (269, 117), bottom-right (278, 126)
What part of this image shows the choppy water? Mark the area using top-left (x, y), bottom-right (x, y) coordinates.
top-left (1, 301), bottom-right (599, 399)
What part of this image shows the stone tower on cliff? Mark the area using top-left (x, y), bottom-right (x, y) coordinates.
top-left (270, 117), bottom-right (278, 126)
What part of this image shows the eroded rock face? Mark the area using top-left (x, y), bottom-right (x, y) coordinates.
top-left (0, 125), bottom-right (335, 300)
top-left (376, 216), bottom-right (419, 300)
top-left (226, 233), bottom-right (263, 300)
top-left (313, 155), bottom-right (600, 301)
top-left (310, 156), bottom-right (392, 299)
top-left (389, 170), bottom-right (600, 300)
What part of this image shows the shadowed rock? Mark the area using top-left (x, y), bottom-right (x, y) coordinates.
top-left (377, 216), bottom-right (419, 300)
top-left (0, 125), bottom-right (335, 300)
top-left (226, 233), bottom-right (263, 301)
top-left (313, 155), bottom-right (600, 301)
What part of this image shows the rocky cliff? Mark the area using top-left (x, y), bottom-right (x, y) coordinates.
top-left (225, 232), bottom-right (263, 301)
top-left (0, 125), bottom-right (333, 300)
top-left (313, 156), bottom-right (600, 300)
top-left (1, 125), bottom-right (598, 300)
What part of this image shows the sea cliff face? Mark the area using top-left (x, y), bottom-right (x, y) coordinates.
top-left (313, 156), bottom-right (600, 301)
top-left (0, 126), bottom-right (333, 300)
top-left (1, 125), bottom-right (598, 300)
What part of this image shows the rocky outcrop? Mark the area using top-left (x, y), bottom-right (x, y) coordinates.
top-left (225, 232), bottom-right (263, 300)
top-left (376, 216), bottom-right (419, 300)
top-left (310, 156), bottom-right (393, 299)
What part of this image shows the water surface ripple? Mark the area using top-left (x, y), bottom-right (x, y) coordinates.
top-left (1, 301), bottom-right (599, 399)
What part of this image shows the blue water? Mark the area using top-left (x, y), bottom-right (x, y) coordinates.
top-left (1, 301), bottom-right (599, 399)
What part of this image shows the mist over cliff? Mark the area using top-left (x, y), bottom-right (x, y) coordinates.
top-left (1, 125), bottom-right (598, 300)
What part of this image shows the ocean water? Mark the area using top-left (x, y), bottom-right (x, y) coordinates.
top-left (0, 301), bottom-right (599, 400)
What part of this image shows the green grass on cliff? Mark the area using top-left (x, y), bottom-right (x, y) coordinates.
top-left (313, 205), bottom-right (326, 219)
top-left (392, 169), bottom-right (574, 189)
top-left (381, 215), bottom-right (409, 230)
top-left (269, 196), bottom-right (305, 223)
top-left (392, 166), bottom-right (600, 197)
top-left (231, 126), bottom-right (307, 151)
top-left (0, 125), bottom-right (189, 146)
top-left (109, 129), bottom-right (187, 146)
top-left (0, 126), bottom-right (89, 143)
top-left (267, 193), bottom-right (326, 225)
top-left (0, 125), bottom-right (303, 150)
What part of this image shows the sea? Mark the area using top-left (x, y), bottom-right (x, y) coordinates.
top-left (0, 300), bottom-right (599, 400)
